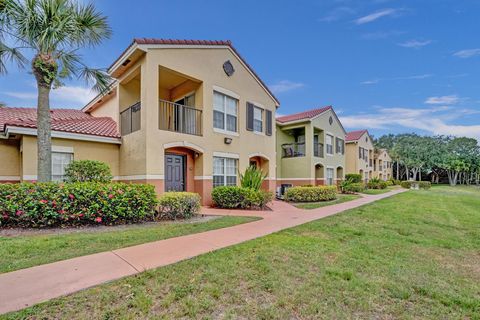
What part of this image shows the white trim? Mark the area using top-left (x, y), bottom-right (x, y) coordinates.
top-left (5, 127), bottom-right (122, 144)
top-left (113, 175), bottom-right (164, 181)
top-left (52, 146), bottom-right (74, 153)
top-left (194, 176), bottom-right (213, 180)
top-left (248, 152), bottom-right (271, 161)
top-left (213, 151), bottom-right (240, 159)
top-left (212, 85), bottom-right (240, 100)
top-left (213, 128), bottom-right (239, 137)
top-left (265, 177), bottom-right (276, 180)
top-left (277, 178), bottom-right (313, 181)
top-left (163, 141), bottom-right (205, 154)
top-left (0, 176), bottom-right (20, 181)
top-left (23, 175), bottom-right (37, 180)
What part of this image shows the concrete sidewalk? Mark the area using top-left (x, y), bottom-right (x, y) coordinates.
top-left (0, 189), bottom-right (405, 315)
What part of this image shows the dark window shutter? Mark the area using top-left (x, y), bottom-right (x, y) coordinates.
top-left (266, 110), bottom-right (272, 136)
top-left (246, 102), bottom-right (254, 131)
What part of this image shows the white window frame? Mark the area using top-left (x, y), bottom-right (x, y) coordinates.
top-left (253, 106), bottom-right (263, 133)
top-left (326, 134), bottom-right (334, 155)
top-left (213, 91), bottom-right (238, 134)
top-left (213, 156), bottom-right (238, 187)
top-left (326, 167), bottom-right (334, 186)
top-left (51, 151), bottom-right (74, 182)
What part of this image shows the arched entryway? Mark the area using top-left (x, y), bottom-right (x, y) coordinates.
top-left (315, 163), bottom-right (325, 185)
top-left (248, 153), bottom-right (271, 191)
top-left (163, 142), bottom-right (204, 193)
top-left (336, 166), bottom-right (344, 181)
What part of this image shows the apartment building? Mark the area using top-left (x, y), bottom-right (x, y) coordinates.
top-left (373, 148), bottom-right (393, 180)
top-left (345, 130), bottom-right (374, 181)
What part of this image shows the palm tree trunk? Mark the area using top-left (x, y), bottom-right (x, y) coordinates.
top-left (37, 84), bottom-right (52, 182)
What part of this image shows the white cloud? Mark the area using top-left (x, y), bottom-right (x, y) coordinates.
top-left (453, 48), bottom-right (480, 58)
top-left (2, 91), bottom-right (38, 100)
top-left (424, 95), bottom-right (460, 105)
top-left (319, 6), bottom-right (355, 22)
top-left (398, 39), bottom-right (432, 49)
top-left (339, 106), bottom-right (480, 141)
top-left (360, 74), bottom-right (432, 85)
top-left (269, 80), bottom-right (305, 94)
top-left (51, 85), bottom-right (96, 105)
top-left (355, 8), bottom-right (397, 24)
top-left (361, 79), bottom-right (380, 85)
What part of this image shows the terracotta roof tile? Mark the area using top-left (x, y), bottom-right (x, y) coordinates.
top-left (276, 106), bottom-right (332, 123)
top-left (346, 130), bottom-right (368, 142)
top-left (0, 107), bottom-right (120, 138)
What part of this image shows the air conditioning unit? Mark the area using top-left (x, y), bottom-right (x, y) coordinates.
top-left (276, 184), bottom-right (293, 199)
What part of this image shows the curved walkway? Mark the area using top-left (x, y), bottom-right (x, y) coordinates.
top-left (0, 189), bottom-right (405, 315)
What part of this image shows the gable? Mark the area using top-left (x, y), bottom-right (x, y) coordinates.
top-left (310, 108), bottom-right (346, 136)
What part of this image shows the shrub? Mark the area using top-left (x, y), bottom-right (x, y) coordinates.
top-left (211, 186), bottom-right (273, 209)
top-left (400, 181), bottom-right (431, 190)
top-left (385, 180), bottom-right (394, 187)
top-left (345, 173), bottom-right (362, 183)
top-left (284, 186), bottom-right (337, 202)
top-left (0, 182), bottom-right (157, 228)
top-left (239, 166), bottom-right (267, 191)
top-left (340, 181), bottom-right (365, 194)
top-left (64, 160), bottom-right (113, 183)
top-left (367, 178), bottom-right (387, 189)
top-left (158, 192), bottom-right (201, 220)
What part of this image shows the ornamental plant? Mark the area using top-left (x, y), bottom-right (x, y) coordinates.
top-left (0, 182), bottom-right (157, 228)
top-left (211, 186), bottom-right (273, 209)
top-left (64, 160), bottom-right (113, 183)
top-left (239, 166), bottom-right (268, 191)
top-left (158, 192), bottom-right (201, 220)
top-left (284, 186), bottom-right (337, 202)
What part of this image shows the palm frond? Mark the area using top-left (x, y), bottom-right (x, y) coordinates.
top-left (79, 66), bottom-right (112, 94)
top-left (56, 49), bottom-right (82, 79)
top-left (0, 41), bottom-right (27, 74)
top-left (73, 2), bottom-right (111, 47)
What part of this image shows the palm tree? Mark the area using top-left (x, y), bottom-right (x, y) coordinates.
top-left (0, 0), bottom-right (111, 181)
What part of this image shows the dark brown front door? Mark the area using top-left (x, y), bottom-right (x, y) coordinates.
top-left (165, 154), bottom-right (185, 192)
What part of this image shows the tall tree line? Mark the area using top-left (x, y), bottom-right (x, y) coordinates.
top-left (375, 134), bottom-right (480, 186)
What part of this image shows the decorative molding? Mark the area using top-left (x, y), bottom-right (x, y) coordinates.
top-left (213, 128), bottom-right (239, 137)
top-left (5, 127), bottom-right (121, 145)
top-left (194, 176), bottom-right (213, 180)
top-left (163, 141), bottom-right (205, 154)
top-left (247, 152), bottom-right (270, 161)
top-left (212, 85), bottom-right (240, 99)
top-left (52, 146), bottom-right (74, 153)
top-left (213, 151), bottom-right (240, 159)
top-left (0, 176), bottom-right (20, 181)
top-left (113, 175), bottom-right (164, 180)
top-left (23, 175), bottom-right (37, 180)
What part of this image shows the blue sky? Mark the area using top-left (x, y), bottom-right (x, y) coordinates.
top-left (1, 0), bottom-right (479, 140)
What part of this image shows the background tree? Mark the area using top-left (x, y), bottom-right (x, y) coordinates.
top-left (0, 0), bottom-right (111, 182)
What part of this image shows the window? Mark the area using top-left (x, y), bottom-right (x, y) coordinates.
top-left (213, 157), bottom-right (237, 187)
top-left (213, 91), bottom-right (237, 133)
top-left (326, 168), bottom-right (334, 186)
top-left (326, 135), bottom-right (334, 155)
top-left (120, 102), bottom-right (141, 136)
top-left (253, 106), bottom-right (263, 132)
top-left (359, 147), bottom-right (363, 159)
top-left (336, 138), bottom-right (344, 154)
top-left (51, 152), bottom-right (73, 181)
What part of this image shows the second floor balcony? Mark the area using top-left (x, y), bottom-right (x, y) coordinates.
top-left (282, 142), bottom-right (305, 158)
top-left (314, 143), bottom-right (324, 158)
top-left (159, 99), bottom-right (202, 136)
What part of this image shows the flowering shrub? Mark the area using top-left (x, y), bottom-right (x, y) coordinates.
top-left (284, 186), bottom-right (337, 202)
top-left (0, 182), bottom-right (157, 228)
top-left (158, 192), bottom-right (201, 220)
top-left (211, 186), bottom-right (273, 209)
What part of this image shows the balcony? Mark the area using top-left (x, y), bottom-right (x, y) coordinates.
top-left (159, 99), bottom-right (202, 136)
top-left (282, 142), bottom-right (306, 158)
top-left (314, 143), bottom-right (324, 158)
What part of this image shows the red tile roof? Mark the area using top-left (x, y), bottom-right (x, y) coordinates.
top-left (0, 107), bottom-right (120, 138)
top-left (346, 130), bottom-right (368, 142)
top-left (276, 106), bottom-right (332, 123)
top-left (107, 38), bottom-right (280, 106)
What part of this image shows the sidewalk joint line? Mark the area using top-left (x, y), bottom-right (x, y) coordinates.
top-left (111, 251), bottom-right (140, 273)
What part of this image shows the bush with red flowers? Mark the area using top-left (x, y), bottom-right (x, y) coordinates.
top-left (0, 182), bottom-right (158, 228)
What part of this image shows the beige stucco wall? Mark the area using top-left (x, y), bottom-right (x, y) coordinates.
top-left (374, 149), bottom-right (393, 180)
top-left (0, 139), bottom-right (21, 180)
top-left (345, 132), bottom-right (374, 179)
top-left (21, 136), bottom-right (120, 179)
top-left (276, 109), bottom-right (346, 182)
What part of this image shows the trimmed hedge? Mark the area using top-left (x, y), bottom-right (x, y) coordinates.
top-left (345, 174), bottom-right (362, 183)
top-left (285, 186), bottom-right (337, 202)
top-left (65, 160), bottom-right (113, 183)
top-left (340, 181), bottom-right (365, 194)
top-left (400, 181), bottom-right (431, 190)
top-left (158, 192), bottom-right (201, 220)
top-left (367, 179), bottom-right (388, 190)
top-left (0, 182), bottom-right (157, 228)
top-left (211, 186), bottom-right (273, 209)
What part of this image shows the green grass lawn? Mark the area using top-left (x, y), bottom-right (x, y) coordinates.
top-left (361, 186), bottom-right (399, 195)
top-left (0, 216), bottom-right (256, 274)
top-left (294, 194), bottom-right (361, 209)
top-left (4, 186), bottom-right (480, 319)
